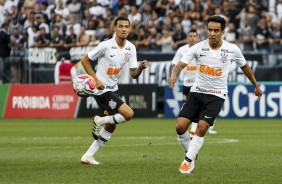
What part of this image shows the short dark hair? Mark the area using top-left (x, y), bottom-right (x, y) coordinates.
top-left (207, 16), bottom-right (226, 31)
top-left (114, 16), bottom-right (130, 26)
top-left (188, 29), bottom-right (198, 35)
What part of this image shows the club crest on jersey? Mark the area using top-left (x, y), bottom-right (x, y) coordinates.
top-left (124, 53), bottom-right (130, 63)
top-left (108, 99), bottom-right (117, 109)
top-left (220, 53), bottom-right (228, 63)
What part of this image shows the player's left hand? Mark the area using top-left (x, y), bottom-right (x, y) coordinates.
top-left (254, 86), bottom-right (263, 100)
top-left (168, 77), bottom-right (176, 89)
top-left (139, 60), bottom-right (149, 70)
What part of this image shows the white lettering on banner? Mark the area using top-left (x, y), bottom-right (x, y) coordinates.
top-left (152, 92), bottom-right (156, 111)
top-left (86, 96), bottom-right (99, 109)
top-left (28, 48), bottom-right (57, 64)
top-left (69, 46), bottom-right (95, 60)
top-left (121, 96), bottom-right (126, 103)
top-left (166, 85), bottom-right (183, 116)
top-left (12, 96), bottom-right (50, 109)
top-left (131, 61), bottom-right (257, 86)
top-left (52, 95), bottom-right (74, 103)
top-left (228, 61), bottom-right (258, 82)
top-left (129, 95), bottom-right (147, 109)
top-left (167, 84), bottom-right (282, 118)
top-left (52, 95), bottom-right (74, 110)
top-left (220, 85), bottom-right (282, 118)
top-left (267, 86), bottom-right (282, 117)
top-left (219, 96), bottom-right (230, 117)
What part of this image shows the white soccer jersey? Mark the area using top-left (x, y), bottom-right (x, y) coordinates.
top-left (172, 45), bottom-right (197, 87)
top-left (88, 37), bottom-right (138, 95)
top-left (181, 39), bottom-right (246, 99)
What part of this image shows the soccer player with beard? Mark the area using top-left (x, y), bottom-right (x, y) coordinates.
top-left (80, 16), bottom-right (148, 165)
top-left (169, 16), bottom-right (262, 174)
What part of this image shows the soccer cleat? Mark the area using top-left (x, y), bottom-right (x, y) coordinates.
top-left (80, 155), bottom-right (101, 165)
top-left (92, 116), bottom-right (102, 140)
top-left (179, 160), bottom-right (195, 174)
top-left (208, 128), bottom-right (217, 134)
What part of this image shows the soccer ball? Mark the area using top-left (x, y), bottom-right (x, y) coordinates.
top-left (73, 74), bottom-right (96, 97)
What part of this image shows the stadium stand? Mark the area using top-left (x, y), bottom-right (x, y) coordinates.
top-left (0, 0), bottom-right (281, 84)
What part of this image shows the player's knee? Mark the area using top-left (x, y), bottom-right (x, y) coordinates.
top-left (176, 119), bottom-right (189, 134)
top-left (122, 109), bottom-right (134, 121)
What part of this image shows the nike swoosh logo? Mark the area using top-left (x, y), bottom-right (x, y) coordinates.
top-left (110, 55), bottom-right (115, 57)
top-left (200, 54), bottom-right (206, 57)
top-left (204, 115), bottom-right (212, 118)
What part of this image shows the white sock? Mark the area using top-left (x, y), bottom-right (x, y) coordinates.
top-left (190, 122), bottom-right (197, 133)
top-left (97, 113), bottom-right (127, 125)
top-left (84, 128), bottom-right (112, 156)
top-left (186, 135), bottom-right (204, 160)
top-left (177, 131), bottom-right (190, 152)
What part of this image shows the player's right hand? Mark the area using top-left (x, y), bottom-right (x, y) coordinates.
top-left (95, 79), bottom-right (105, 90)
top-left (168, 77), bottom-right (176, 89)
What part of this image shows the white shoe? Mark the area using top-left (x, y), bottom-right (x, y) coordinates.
top-left (179, 160), bottom-right (195, 174)
top-left (208, 128), bottom-right (217, 134)
top-left (92, 116), bottom-right (102, 140)
top-left (80, 155), bottom-right (101, 165)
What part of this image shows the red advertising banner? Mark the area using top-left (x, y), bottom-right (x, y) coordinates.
top-left (4, 84), bottom-right (79, 118)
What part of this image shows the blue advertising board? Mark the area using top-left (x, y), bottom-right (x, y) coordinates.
top-left (165, 83), bottom-right (282, 118)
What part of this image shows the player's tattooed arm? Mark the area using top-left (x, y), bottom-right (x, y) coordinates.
top-left (168, 61), bottom-right (187, 88)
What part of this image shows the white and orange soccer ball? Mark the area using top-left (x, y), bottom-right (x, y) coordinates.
top-left (73, 74), bottom-right (96, 97)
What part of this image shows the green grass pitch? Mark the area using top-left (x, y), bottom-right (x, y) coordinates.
top-left (0, 118), bottom-right (282, 184)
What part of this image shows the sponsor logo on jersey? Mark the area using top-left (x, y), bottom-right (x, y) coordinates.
top-left (125, 47), bottom-right (130, 51)
top-left (186, 65), bottom-right (197, 71)
top-left (199, 64), bottom-right (222, 76)
top-left (196, 86), bottom-right (222, 94)
top-left (107, 67), bottom-right (121, 75)
top-left (111, 46), bottom-right (117, 49)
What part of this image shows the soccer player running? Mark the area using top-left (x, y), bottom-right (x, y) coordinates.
top-left (171, 29), bottom-right (216, 143)
top-left (80, 16), bottom-right (148, 165)
top-left (169, 16), bottom-right (262, 174)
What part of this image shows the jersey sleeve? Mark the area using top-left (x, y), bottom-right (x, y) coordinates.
top-left (180, 44), bottom-right (197, 65)
top-left (87, 41), bottom-right (106, 60)
top-left (172, 48), bottom-right (183, 65)
top-left (233, 45), bottom-right (247, 67)
top-left (128, 44), bottom-right (138, 68)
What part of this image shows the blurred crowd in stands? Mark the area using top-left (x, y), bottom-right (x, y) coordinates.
top-left (0, 0), bottom-right (282, 83)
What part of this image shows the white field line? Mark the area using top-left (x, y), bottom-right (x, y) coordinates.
top-left (0, 136), bottom-right (239, 150)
